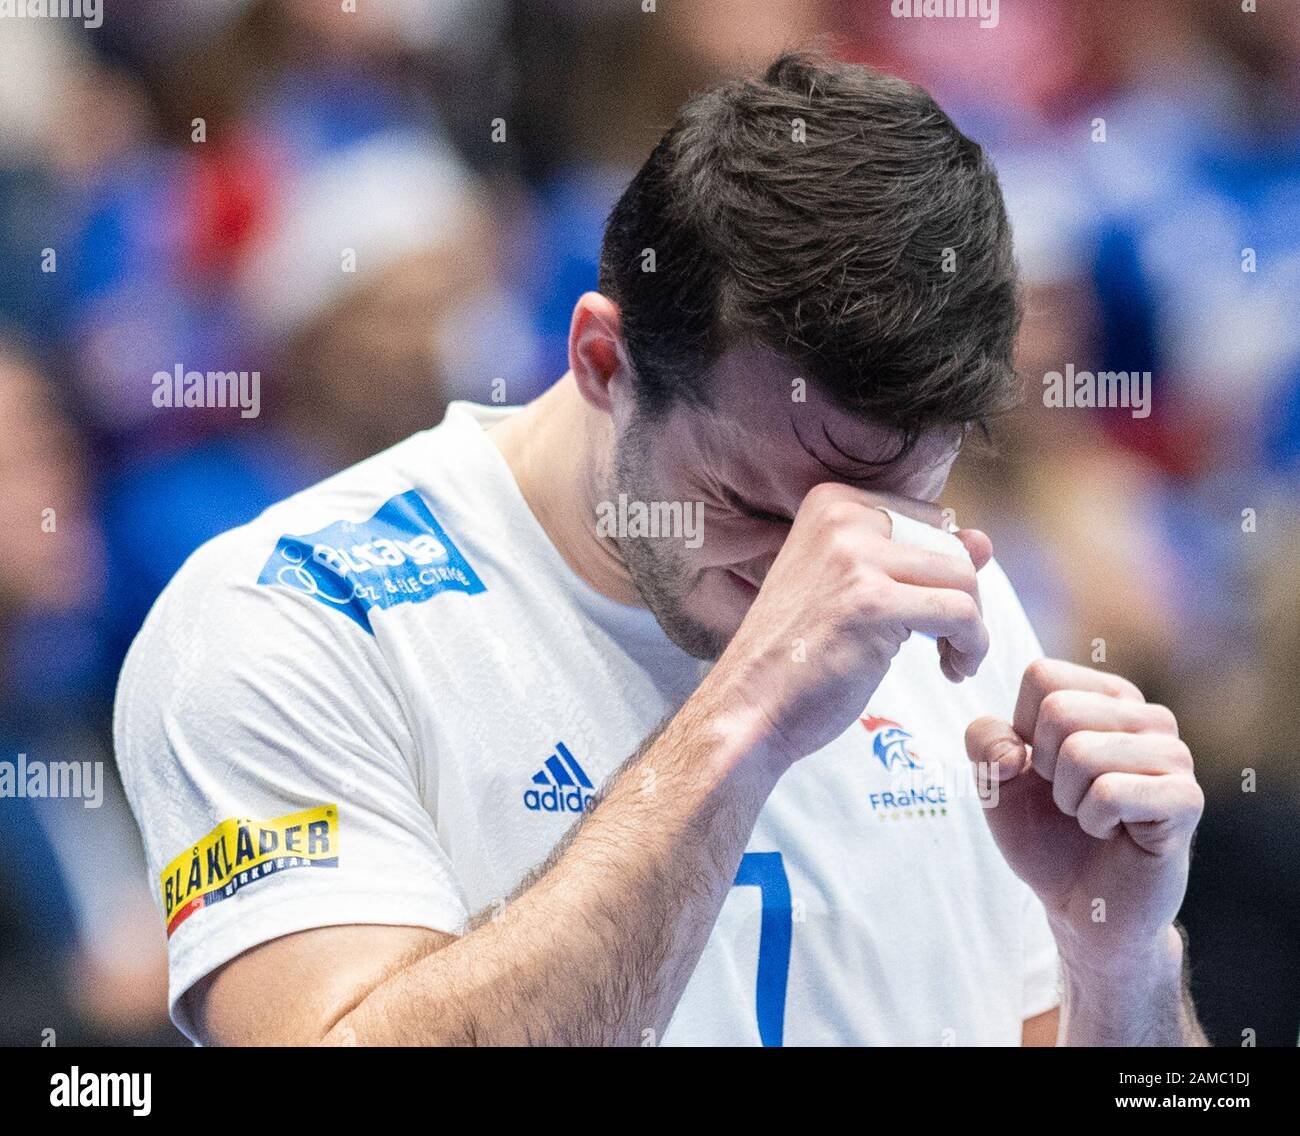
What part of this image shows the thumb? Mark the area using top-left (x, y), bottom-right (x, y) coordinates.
top-left (965, 716), bottom-right (1032, 782)
top-left (965, 716), bottom-right (1064, 897)
top-left (955, 528), bottom-right (993, 572)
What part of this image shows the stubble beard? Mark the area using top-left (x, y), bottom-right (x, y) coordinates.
top-left (609, 432), bottom-right (727, 662)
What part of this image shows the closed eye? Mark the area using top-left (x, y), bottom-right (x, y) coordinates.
top-left (716, 484), bottom-right (791, 526)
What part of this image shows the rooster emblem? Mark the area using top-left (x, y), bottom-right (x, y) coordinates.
top-left (860, 715), bottom-right (922, 771)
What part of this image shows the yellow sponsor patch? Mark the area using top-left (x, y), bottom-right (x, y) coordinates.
top-left (160, 803), bottom-right (339, 937)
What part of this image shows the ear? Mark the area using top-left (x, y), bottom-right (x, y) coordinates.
top-left (568, 292), bottom-right (629, 415)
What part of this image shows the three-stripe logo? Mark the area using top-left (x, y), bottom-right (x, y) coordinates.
top-left (523, 742), bottom-right (596, 814)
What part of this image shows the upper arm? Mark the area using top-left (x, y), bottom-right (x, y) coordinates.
top-left (191, 923), bottom-right (458, 1046)
top-left (115, 532), bottom-right (470, 1041)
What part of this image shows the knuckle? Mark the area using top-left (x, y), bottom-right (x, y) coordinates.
top-left (1089, 775), bottom-right (1120, 810)
top-left (1038, 688), bottom-right (1073, 727)
top-left (1170, 782), bottom-right (1205, 833)
top-left (820, 500), bottom-right (860, 531)
top-left (825, 528), bottom-right (861, 571)
top-left (1057, 732), bottom-right (1090, 770)
top-left (850, 578), bottom-right (891, 619)
top-left (803, 482), bottom-right (854, 521)
top-left (1109, 675), bottom-right (1145, 701)
top-left (802, 481), bottom-right (842, 508)
top-left (1144, 703), bottom-right (1180, 735)
top-left (1167, 738), bottom-right (1194, 771)
top-left (1024, 657), bottom-right (1057, 693)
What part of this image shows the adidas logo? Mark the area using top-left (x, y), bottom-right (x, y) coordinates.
top-left (523, 742), bottom-right (596, 814)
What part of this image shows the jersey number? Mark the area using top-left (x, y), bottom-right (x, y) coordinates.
top-left (732, 852), bottom-right (792, 1047)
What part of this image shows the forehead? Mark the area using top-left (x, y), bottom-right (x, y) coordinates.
top-left (666, 343), bottom-right (961, 509)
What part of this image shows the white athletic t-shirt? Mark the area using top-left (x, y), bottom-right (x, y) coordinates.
top-left (115, 401), bottom-right (1061, 1046)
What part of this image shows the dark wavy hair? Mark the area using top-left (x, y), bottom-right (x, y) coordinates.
top-left (598, 50), bottom-right (1022, 457)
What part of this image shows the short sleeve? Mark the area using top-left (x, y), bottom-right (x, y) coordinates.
top-left (114, 530), bottom-right (470, 1041)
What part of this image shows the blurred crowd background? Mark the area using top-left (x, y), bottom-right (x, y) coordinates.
top-left (0, 0), bottom-right (1297, 1046)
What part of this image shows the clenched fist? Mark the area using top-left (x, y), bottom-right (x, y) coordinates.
top-left (704, 481), bottom-right (991, 769)
top-left (966, 658), bottom-right (1204, 966)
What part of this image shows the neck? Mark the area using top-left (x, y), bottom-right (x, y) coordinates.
top-left (487, 373), bottom-right (643, 606)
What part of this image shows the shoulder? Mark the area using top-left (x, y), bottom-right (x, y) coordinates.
top-left (111, 435), bottom-right (450, 766)
top-left (122, 409), bottom-right (493, 652)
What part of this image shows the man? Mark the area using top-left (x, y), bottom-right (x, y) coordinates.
top-left (116, 53), bottom-right (1206, 1046)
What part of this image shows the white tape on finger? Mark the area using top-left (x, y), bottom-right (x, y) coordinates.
top-left (878, 507), bottom-right (970, 560)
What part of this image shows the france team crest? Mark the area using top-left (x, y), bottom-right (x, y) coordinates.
top-left (860, 715), bottom-right (923, 771)
top-left (257, 489), bottom-right (485, 632)
top-left (860, 715), bottom-right (950, 818)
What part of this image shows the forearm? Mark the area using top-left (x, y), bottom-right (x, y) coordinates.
top-left (1058, 924), bottom-right (1208, 1046)
top-left (323, 693), bottom-right (781, 1046)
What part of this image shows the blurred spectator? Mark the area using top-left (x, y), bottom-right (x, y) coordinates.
top-left (0, 341), bottom-right (172, 1045)
top-left (99, 125), bottom-right (536, 660)
top-left (1180, 518), bottom-right (1300, 1047)
top-left (0, 0), bottom-right (1294, 1046)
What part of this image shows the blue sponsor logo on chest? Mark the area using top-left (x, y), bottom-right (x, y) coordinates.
top-left (257, 489), bottom-right (485, 632)
top-left (524, 742), bottom-right (596, 814)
